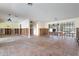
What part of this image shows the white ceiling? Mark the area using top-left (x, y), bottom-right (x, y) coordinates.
top-left (0, 3), bottom-right (79, 22)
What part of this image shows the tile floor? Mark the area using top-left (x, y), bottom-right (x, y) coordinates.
top-left (0, 35), bottom-right (78, 56)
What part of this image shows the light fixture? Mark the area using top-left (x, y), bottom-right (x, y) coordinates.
top-left (8, 14), bottom-right (12, 22)
top-left (27, 3), bottom-right (33, 6)
top-left (8, 18), bottom-right (11, 22)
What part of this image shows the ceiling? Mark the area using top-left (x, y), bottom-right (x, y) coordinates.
top-left (0, 3), bottom-right (79, 22)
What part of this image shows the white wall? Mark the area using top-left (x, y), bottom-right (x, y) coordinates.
top-left (0, 19), bottom-right (30, 29)
top-left (47, 19), bottom-right (75, 24)
top-left (33, 23), bottom-right (39, 36)
top-left (46, 18), bottom-right (77, 29)
top-left (33, 22), bottom-right (48, 36)
top-left (74, 17), bottom-right (79, 28)
top-left (0, 22), bottom-right (20, 28)
top-left (20, 19), bottom-right (30, 28)
top-left (38, 22), bottom-right (47, 28)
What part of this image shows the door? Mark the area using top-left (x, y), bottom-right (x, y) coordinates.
top-left (5, 28), bottom-right (11, 35)
top-left (15, 29), bottom-right (20, 35)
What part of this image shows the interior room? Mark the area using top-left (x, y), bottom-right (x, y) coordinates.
top-left (0, 3), bottom-right (79, 56)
